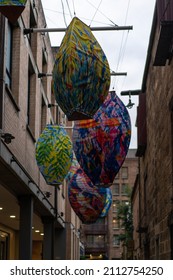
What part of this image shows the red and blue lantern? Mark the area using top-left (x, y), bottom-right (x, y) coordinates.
top-left (73, 91), bottom-right (131, 186)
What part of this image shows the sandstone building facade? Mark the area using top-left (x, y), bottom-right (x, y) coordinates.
top-left (0, 0), bottom-right (80, 260)
top-left (133, 0), bottom-right (173, 259)
top-left (81, 149), bottom-right (138, 260)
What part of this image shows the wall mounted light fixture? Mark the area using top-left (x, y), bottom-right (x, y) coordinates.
top-left (0, 132), bottom-right (15, 144)
top-left (120, 89), bottom-right (141, 109)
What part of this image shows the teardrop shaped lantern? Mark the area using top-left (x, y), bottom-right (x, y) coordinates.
top-left (73, 91), bottom-right (131, 186)
top-left (65, 155), bottom-right (80, 182)
top-left (100, 187), bottom-right (112, 218)
top-left (0, 1), bottom-right (27, 23)
top-left (35, 124), bottom-right (73, 185)
top-left (52, 17), bottom-right (110, 121)
top-left (67, 163), bottom-right (108, 224)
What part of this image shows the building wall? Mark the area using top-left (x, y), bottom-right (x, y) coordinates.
top-left (108, 149), bottom-right (138, 260)
top-left (0, 0), bottom-right (80, 260)
top-left (80, 149), bottom-right (138, 260)
top-left (134, 1), bottom-right (173, 259)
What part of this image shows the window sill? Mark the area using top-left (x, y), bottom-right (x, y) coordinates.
top-left (26, 125), bottom-right (36, 143)
top-left (5, 84), bottom-right (20, 112)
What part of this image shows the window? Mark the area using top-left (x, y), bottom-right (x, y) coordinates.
top-left (112, 202), bottom-right (117, 213)
top-left (86, 235), bottom-right (105, 245)
top-left (112, 218), bottom-right (120, 229)
top-left (113, 235), bottom-right (120, 246)
top-left (112, 200), bottom-right (119, 213)
top-left (112, 184), bottom-right (120, 196)
top-left (40, 97), bottom-right (47, 133)
top-left (6, 22), bottom-right (13, 88)
top-left (27, 59), bottom-right (37, 139)
top-left (121, 167), bottom-right (128, 179)
top-left (56, 107), bottom-right (61, 125)
top-left (27, 60), bottom-right (35, 126)
top-left (121, 184), bottom-right (128, 195)
top-left (28, 1), bottom-right (37, 45)
top-left (114, 172), bottom-right (119, 180)
top-left (42, 46), bottom-right (48, 94)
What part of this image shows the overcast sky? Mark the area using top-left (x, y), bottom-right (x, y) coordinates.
top-left (41, 0), bottom-right (156, 148)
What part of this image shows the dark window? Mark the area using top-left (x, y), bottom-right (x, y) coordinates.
top-left (6, 22), bottom-right (13, 88)
top-left (40, 97), bottom-right (46, 133)
top-left (86, 235), bottom-right (105, 245)
top-left (121, 167), bottom-right (128, 179)
top-left (113, 235), bottom-right (120, 246)
top-left (27, 60), bottom-right (35, 126)
top-left (112, 218), bottom-right (120, 229)
top-left (112, 184), bottom-right (120, 195)
top-left (121, 184), bottom-right (128, 195)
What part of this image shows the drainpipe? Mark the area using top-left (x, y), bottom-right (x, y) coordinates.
top-left (138, 157), bottom-right (142, 249)
top-left (0, 15), bottom-right (5, 130)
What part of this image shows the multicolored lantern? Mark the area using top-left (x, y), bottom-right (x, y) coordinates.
top-left (0, 1), bottom-right (27, 23)
top-left (100, 187), bottom-right (112, 218)
top-left (67, 167), bottom-right (109, 224)
top-left (35, 124), bottom-right (73, 185)
top-left (73, 91), bottom-right (131, 186)
top-left (52, 17), bottom-right (110, 121)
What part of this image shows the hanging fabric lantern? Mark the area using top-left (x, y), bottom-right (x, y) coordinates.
top-left (65, 154), bottom-right (80, 182)
top-left (67, 162), bottom-right (109, 224)
top-left (52, 17), bottom-right (110, 121)
top-left (0, 1), bottom-right (27, 23)
top-left (35, 124), bottom-right (73, 185)
top-left (100, 187), bottom-right (112, 218)
top-left (73, 91), bottom-right (131, 186)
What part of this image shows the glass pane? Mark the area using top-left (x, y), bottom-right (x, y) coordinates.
top-left (5, 22), bottom-right (12, 87)
top-left (112, 184), bottom-right (119, 195)
top-left (121, 167), bottom-right (128, 179)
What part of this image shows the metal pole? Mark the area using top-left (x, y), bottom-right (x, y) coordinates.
top-left (111, 72), bottom-right (127, 76)
top-left (38, 72), bottom-right (127, 78)
top-left (24, 25), bottom-right (133, 35)
top-left (120, 89), bottom-right (141, 96)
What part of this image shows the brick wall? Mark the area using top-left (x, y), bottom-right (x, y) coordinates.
top-left (135, 5), bottom-right (173, 259)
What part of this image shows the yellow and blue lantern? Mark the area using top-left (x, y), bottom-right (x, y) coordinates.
top-left (0, 1), bottom-right (27, 23)
top-left (52, 17), bottom-right (110, 121)
top-left (35, 124), bottom-right (73, 185)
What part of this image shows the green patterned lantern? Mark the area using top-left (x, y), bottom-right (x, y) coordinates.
top-left (35, 124), bottom-right (73, 185)
top-left (0, 1), bottom-right (27, 23)
top-left (52, 17), bottom-right (110, 121)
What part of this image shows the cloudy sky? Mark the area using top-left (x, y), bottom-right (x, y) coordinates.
top-left (41, 0), bottom-right (156, 148)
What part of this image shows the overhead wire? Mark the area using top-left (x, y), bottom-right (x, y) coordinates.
top-left (43, 8), bottom-right (117, 27)
top-left (61, 0), bottom-right (68, 27)
top-left (65, 0), bottom-right (73, 19)
top-left (89, 0), bottom-right (103, 26)
top-left (72, 0), bottom-right (76, 16)
top-left (112, 0), bottom-right (131, 91)
top-left (85, 0), bottom-right (118, 26)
